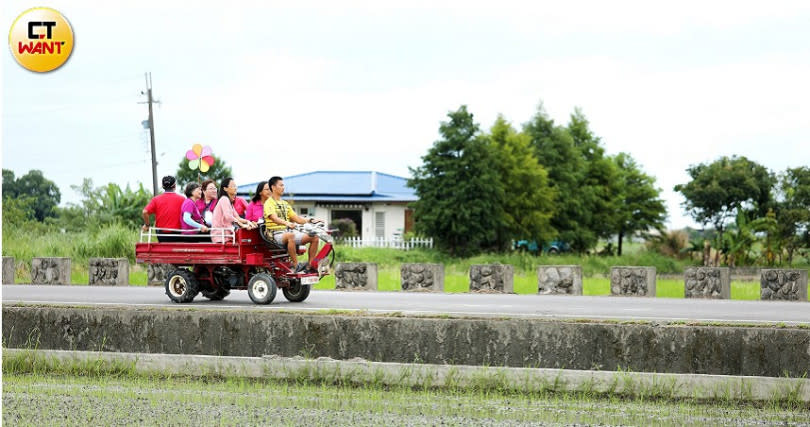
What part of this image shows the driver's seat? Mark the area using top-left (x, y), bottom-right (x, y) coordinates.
top-left (258, 222), bottom-right (306, 255)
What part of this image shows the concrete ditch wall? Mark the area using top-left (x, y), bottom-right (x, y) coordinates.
top-left (9, 349), bottom-right (808, 403)
top-left (4, 306), bottom-right (809, 378)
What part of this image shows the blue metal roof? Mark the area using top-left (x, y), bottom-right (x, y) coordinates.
top-left (237, 171), bottom-right (417, 202)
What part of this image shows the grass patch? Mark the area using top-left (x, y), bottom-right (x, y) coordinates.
top-left (584, 277), bottom-right (610, 295)
top-left (732, 281), bottom-right (761, 300)
top-left (657, 279), bottom-right (684, 298)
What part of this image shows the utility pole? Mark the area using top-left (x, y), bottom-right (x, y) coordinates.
top-left (141, 72), bottom-right (159, 195)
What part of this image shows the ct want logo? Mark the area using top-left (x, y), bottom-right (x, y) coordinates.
top-left (8, 7), bottom-right (74, 72)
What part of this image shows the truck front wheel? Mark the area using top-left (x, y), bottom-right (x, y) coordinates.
top-left (248, 273), bottom-right (277, 305)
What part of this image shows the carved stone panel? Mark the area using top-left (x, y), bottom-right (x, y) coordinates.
top-left (147, 264), bottom-right (175, 287)
top-left (684, 267), bottom-right (730, 299)
top-left (89, 258), bottom-right (129, 286)
top-left (537, 265), bottom-right (583, 295)
top-left (335, 263), bottom-right (378, 290)
top-left (469, 264), bottom-right (514, 293)
top-left (31, 257), bottom-right (71, 285)
top-left (2, 257), bottom-right (14, 285)
top-left (401, 263), bottom-right (444, 292)
top-left (760, 269), bottom-right (808, 301)
top-left (610, 266), bottom-right (656, 297)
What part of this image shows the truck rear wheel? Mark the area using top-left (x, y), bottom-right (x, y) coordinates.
top-left (201, 287), bottom-right (230, 301)
top-left (165, 269), bottom-right (199, 303)
top-left (282, 279), bottom-right (311, 302)
top-left (248, 273), bottom-right (277, 304)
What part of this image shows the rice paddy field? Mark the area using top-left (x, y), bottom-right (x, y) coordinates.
top-left (4, 369), bottom-right (809, 426)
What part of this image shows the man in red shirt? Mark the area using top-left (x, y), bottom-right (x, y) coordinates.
top-left (142, 176), bottom-right (185, 242)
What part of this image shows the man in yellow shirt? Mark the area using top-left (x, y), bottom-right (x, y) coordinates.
top-left (264, 176), bottom-right (321, 273)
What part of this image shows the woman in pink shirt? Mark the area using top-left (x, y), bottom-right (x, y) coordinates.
top-left (245, 181), bottom-right (270, 222)
top-left (211, 178), bottom-right (257, 243)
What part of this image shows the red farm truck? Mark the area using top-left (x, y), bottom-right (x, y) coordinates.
top-left (135, 223), bottom-right (334, 304)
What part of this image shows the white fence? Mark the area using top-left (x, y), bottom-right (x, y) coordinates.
top-left (340, 237), bottom-right (434, 250)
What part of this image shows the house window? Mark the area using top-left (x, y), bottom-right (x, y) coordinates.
top-left (375, 212), bottom-right (385, 239)
top-left (298, 207), bottom-right (310, 216)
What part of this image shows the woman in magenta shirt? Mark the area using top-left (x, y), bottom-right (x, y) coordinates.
top-left (180, 182), bottom-right (209, 236)
top-left (245, 181), bottom-right (270, 222)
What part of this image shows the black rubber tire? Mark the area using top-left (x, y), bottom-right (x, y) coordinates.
top-left (165, 269), bottom-right (199, 303)
top-left (548, 247), bottom-right (560, 255)
top-left (247, 273), bottom-right (277, 305)
top-left (282, 279), bottom-right (311, 302)
top-left (201, 287), bottom-right (230, 301)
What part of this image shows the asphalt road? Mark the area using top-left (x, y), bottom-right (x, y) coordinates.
top-left (3, 284), bottom-right (808, 325)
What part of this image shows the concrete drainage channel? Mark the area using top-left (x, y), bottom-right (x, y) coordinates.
top-left (5, 349), bottom-right (809, 403)
top-left (3, 305), bottom-right (809, 399)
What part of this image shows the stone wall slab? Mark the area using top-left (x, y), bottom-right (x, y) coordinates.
top-left (2, 257), bottom-right (14, 285)
top-left (537, 265), bottom-right (582, 295)
top-left (685, 267), bottom-right (730, 299)
top-left (760, 269), bottom-right (808, 301)
top-left (147, 264), bottom-right (174, 287)
top-left (469, 264), bottom-right (513, 293)
top-left (89, 258), bottom-right (129, 286)
top-left (401, 263), bottom-right (444, 292)
top-left (610, 266), bottom-right (656, 297)
top-left (31, 257), bottom-right (71, 285)
top-left (335, 263), bottom-right (378, 290)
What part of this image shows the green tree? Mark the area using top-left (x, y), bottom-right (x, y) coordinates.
top-left (723, 209), bottom-right (777, 267)
top-left (567, 108), bottom-right (621, 244)
top-left (408, 105), bottom-right (503, 256)
top-left (612, 152), bottom-right (667, 255)
top-left (487, 115), bottom-right (556, 250)
top-left (774, 167), bottom-right (810, 265)
top-left (1, 195), bottom-right (36, 228)
top-left (1, 169), bottom-right (61, 221)
top-left (2, 169), bottom-right (15, 193)
top-left (524, 104), bottom-right (589, 251)
top-left (67, 178), bottom-right (153, 228)
top-left (175, 156), bottom-right (233, 190)
top-left (525, 103), bottom-right (623, 253)
top-left (674, 155), bottom-right (775, 263)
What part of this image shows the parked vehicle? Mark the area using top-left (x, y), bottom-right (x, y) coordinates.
top-left (513, 239), bottom-right (570, 255)
top-left (135, 223), bottom-right (334, 304)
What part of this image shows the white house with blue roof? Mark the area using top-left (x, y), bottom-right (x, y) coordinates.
top-left (237, 171), bottom-right (417, 241)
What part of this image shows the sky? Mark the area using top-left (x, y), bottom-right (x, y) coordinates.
top-left (3, 0), bottom-right (809, 230)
